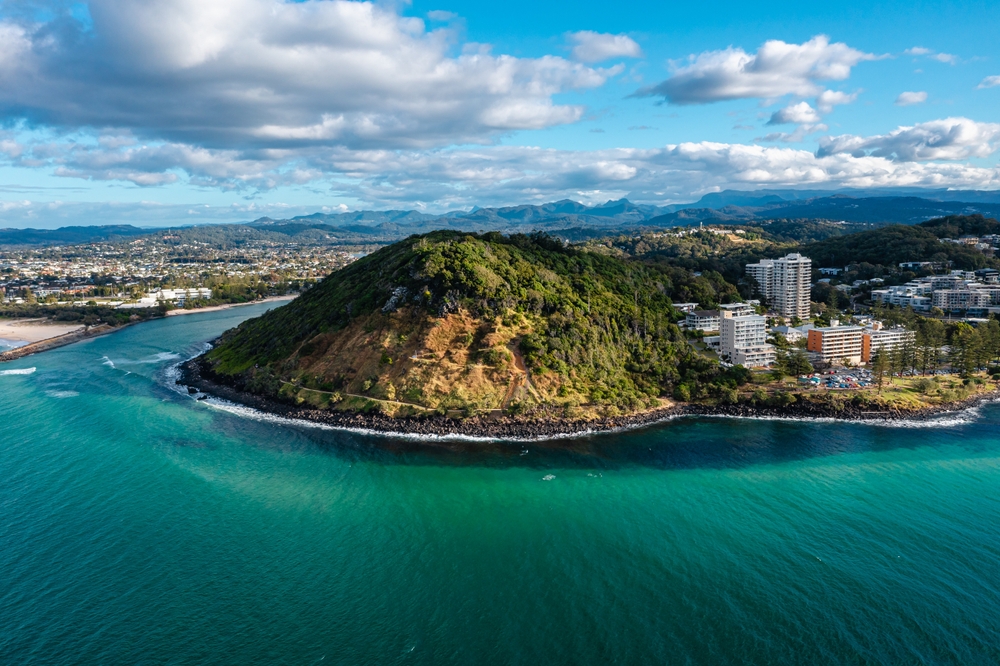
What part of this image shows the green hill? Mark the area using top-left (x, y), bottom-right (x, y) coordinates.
top-left (802, 224), bottom-right (992, 270)
top-left (199, 231), bottom-right (723, 418)
top-left (918, 214), bottom-right (1000, 239)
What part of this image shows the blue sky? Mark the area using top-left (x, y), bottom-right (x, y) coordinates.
top-left (0, 0), bottom-right (997, 227)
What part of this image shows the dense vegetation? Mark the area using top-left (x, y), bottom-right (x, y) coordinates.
top-left (0, 303), bottom-right (163, 327)
top-left (205, 231), bottom-right (736, 413)
top-left (918, 213), bottom-right (1000, 239)
top-left (803, 219), bottom-right (997, 270)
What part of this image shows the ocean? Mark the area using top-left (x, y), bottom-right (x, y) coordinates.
top-left (1, 302), bottom-right (999, 664)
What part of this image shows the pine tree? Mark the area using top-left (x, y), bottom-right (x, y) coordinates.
top-left (872, 348), bottom-right (889, 394)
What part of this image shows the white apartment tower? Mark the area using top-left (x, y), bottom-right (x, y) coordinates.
top-left (745, 253), bottom-right (812, 319)
top-left (719, 311), bottom-right (776, 368)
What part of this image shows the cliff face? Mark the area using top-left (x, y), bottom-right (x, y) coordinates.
top-left (201, 230), bottom-right (710, 417)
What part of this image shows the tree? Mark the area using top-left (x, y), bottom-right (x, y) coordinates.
top-left (917, 318), bottom-right (946, 375)
top-left (982, 319), bottom-right (1000, 365)
top-left (786, 349), bottom-right (814, 376)
top-left (900, 336), bottom-right (919, 376)
top-left (872, 348), bottom-right (889, 394)
top-left (949, 323), bottom-right (980, 377)
top-left (889, 345), bottom-right (905, 381)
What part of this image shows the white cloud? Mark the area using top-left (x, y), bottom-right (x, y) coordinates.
top-left (816, 89), bottom-right (859, 113)
top-left (757, 124), bottom-right (827, 144)
top-left (978, 75), bottom-right (1000, 89)
top-left (569, 31), bottom-right (642, 63)
top-left (895, 91), bottom-right (928, 106)
top-left (905, 47), bottom-right (957, 65)
top-left (280, 142), bottom-right (1000, 209)
top-left (817, 117), bottom-right (1000, 161)
top-left (7, 121), bottom-right (1000, 208)
top-left (767, 102), bottom-right (822, 125)
top-left (636, 35), bottom-right (876, 104)
top-left (0, 0), bottom-right (616, 150)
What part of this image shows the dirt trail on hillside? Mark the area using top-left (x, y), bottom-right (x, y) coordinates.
top-left (502, 342), bottom-right (540, 410)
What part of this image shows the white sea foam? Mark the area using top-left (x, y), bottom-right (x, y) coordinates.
top-left (692, 403), bottom-right (993, 430)
top-left (162, 342), bottom-right (213, 397)
top-left (193, 392), bottom-right (991, 443)
top-left (133, 352), bottom-right (182, 365)
top-left (45, 390), bottom-right (79, 398)
top-left (101, 356), bottom-right (115, 369)
top-left (0, 367), bottom-right (35, 376)
top-left (195, 397), bottom-right (694, 443)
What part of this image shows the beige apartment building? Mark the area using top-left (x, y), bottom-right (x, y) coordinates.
top-left (745, 253), bottom-right (812, 319)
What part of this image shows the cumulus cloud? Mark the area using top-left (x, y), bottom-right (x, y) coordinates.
top-left (0, 0), bottom-right (616, 150)
top-left (635, 35), bottom-right (876, 104)
top-left (816, 89), bottom-right (859, 113)
top-left (569, 31), bottom-right (642, 63)
top-left (817, 117), bottom-right (1000, 161)
top-left (895, 91), bottom-right (928, 106)
top-left (282, 142), bottom-right (1000, 207)
top-left (5, 121), bottom-right (1000, 208)
top-left (978, 76), bottom-right (1000, 89)
top-left (767, 102), bottom-right (822, 125)
top-left (757, 125), bottom-right (827, 144)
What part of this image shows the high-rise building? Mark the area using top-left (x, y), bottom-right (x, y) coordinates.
top-left (745, 253), bottom-right (812, 319)
top-left (719, 311), bottom-right (775, 368)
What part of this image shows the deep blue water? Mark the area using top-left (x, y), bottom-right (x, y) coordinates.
top-left (2, 302), bottom-right (999, 664)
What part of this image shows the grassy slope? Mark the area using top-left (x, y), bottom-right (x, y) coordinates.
top-left (205, 231), bottom-right (714, 416)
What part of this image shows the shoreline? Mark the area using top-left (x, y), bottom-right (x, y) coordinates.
top-left (0, 323), bottom-right (122, 363)
top-left (165, 295), bottom-right (296, 317)
top-left (178, 357), bottom-right (1000, 440)
top-left (0, 296), bottom-right (296, 363)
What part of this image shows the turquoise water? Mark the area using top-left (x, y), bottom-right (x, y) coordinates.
top-left (2, 303), bottom-right (1000, 664)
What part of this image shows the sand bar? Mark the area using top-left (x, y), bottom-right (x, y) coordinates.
top-left (0, 318), bottom-right (85, 343)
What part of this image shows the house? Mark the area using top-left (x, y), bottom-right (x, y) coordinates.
top-left (684, 310), bottom-right (720, 333)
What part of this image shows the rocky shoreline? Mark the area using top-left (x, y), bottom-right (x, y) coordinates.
top-left (178, 357), bottom-right (1000, 440)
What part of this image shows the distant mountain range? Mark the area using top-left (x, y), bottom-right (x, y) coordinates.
top-left (4, 189), bottom-right (1000, 247)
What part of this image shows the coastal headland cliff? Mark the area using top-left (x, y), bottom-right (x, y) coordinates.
top-left (185, 230), bottom-right (999, 438)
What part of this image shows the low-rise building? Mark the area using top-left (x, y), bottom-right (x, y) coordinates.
top-left (807, 323), bottom-right (864, 365)
top-left (673, 302), bottom-right (699, 313)
top-left (770, 325), bottom-right (805, 343)
top-left (117, 287), bottom-right (213, 310)
top-left (861, 324), bottom-right (916, 362)
top-left (718, 302), bottom-right (757, 317)
top-left (684, 310), bottom-right (720, 332)
top-left (932, 289), bottom-right (991, 312)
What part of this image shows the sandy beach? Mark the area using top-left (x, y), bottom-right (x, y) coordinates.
top-left (0, 318), bottom-right (85, 344)
top-left (165, 295), bottom-right (297, 317)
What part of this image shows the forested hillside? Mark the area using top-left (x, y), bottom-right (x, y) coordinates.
top-left (202, 231), bottom-right (735, 415)
top-left (802, 224), bottom-right (995, 270)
